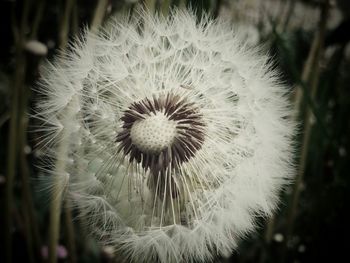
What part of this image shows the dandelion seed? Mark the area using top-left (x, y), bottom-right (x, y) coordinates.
top-left (36, 9), bottom-right (295, 263)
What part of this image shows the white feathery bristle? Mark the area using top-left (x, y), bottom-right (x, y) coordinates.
top-left (35, 8), bottom-right (296, 263)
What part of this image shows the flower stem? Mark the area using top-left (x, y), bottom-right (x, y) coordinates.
top-left (48, 2), bottom-right (110, 263)
top-left (90, 0), bottom-right (109, 33)
top-left (160, 0), bottom-right (171, 15)
top-left (4, 0), bottom-right (30, 262)
top-left (48, 133), bottom-right (70, 263)
top-left (59, 0), bottom-right (75, 50)
top-left (64, 204), bottom-right (77, 263)
top-left (48, 1), bottom-right (76, 262)
top-left (143, 0), bottom-right (157, 13)
top-left (5, 55), bottom-right (24, 263)
top-left (19, 79), bottom-right (42, 262)
top-left (283, 0), bottom-right (330, 261)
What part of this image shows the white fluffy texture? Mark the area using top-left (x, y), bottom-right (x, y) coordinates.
top-left (36, 9), bottom-right (295, 263)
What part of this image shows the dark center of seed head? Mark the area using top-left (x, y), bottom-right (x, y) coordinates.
top-left (116, 92), bottom-right (206, 174)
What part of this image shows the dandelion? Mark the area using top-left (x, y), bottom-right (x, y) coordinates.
top-left (36, 9), bottom-right (295, 263)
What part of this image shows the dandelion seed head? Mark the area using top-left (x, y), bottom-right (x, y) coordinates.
top-left (36, 8), bottom-right (296, 263)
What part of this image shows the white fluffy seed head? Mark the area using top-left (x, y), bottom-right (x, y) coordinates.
top-left (130, 112), bottom-right (177, 153)
top-left (35, 8), bottom-right (296, 263)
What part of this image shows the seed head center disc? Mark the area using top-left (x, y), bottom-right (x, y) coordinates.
top-left (116, 92), bottom-right (206, 173)
top-left (130, 112), bottom-right (177, 154)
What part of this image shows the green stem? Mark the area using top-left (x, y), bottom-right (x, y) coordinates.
top-left (30, 0), bottom-right (46, 39)
top-left (160, 0), bottom-right (171, 16)
top-left (72, 0), bottom-right (79, 35)
top-left (282, 0), bottom-right (296, 32)
top-left (282, 1), bottom-right (330, 261)
top-left (48, 2), bottom-right (76, 262)
top-left (19, 78), bottom-right (42, 261)
top-left (48, 2), bottom-right (110, 262)
top-left (213, 0), bottom-right (222, 18)
top-left (48, 132), bottom-right (70, 263)
top-left (90, 0), bottom-right (109, 33)
top-left (59, 0), bottom-right (75, 50)
top-left (5, 59), bottom-right (23, 263)
top-left (4, 1), bottom-right (30, 262)
top-left (64, 204), bottom-right (77, 263)
top-left (143, 0), bottom-right (157, 13)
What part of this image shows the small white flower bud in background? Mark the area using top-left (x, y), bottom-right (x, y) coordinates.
top-left (23, 145), bottom-right (32, 154)
top-left (274, 233), bottom-right (285, 243)
top-left (25, 40), bottom-right (48, 56)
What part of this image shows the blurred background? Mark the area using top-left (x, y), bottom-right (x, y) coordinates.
top-left (0, 0), bottom-right (349, 262)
